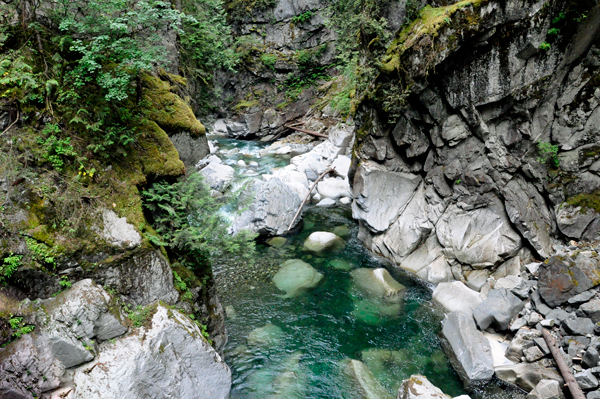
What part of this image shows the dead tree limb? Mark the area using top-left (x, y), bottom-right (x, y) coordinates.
top-left (286, 167), bottom-right (336, 232)
top-left (542, 329), bottom-right (586, 399)
top-left (0, 109), bottom-right (19, 137)
top-left (284, 124), bottom-right (328, 138)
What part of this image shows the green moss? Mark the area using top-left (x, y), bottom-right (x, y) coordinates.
top-left (234, 99), bottom-right (260, 110)
top-left (142, 73), bottom-right (206, 138)
top-left (566, 190), bottom-right (600, 214)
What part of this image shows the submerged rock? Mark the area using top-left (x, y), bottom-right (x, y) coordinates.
top-left (343, 358), bottom-right (395, 399)
top-left (329, 259), bottom-right (354, 271)
top-left (269, 351), bottom-right (306, 399)
top-left (398, 375), bottom-right (451, 399)
top-left (350, 268), bottom-right (406, 303)
top-left (247, 323), bottom-right (284, 347)
top-left (272, 259), bottom-right (324, 297)
top-left (267, 237), bottom-right (287, 248)
top-left (303, 231), bottom-right (345, 254)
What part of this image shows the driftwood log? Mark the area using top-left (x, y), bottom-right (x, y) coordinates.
top-left (286, 167), bottom-right (336, 232)
top-left (283, 124), bottom-right (328, 138)
top-left (542, 329), bottom-right (586, 399)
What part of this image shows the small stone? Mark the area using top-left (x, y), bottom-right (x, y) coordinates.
top-left (524, 346), bottom-right (546, 362)
top-left (528, 312), bottom-right (544, 327)
top-left (303, 232), bottom-right (345, 253)
top-left (581, 299), bottom-right (600, 323)
top-left (526, 262), bottom-right (542, 274)
top-left (534, 338), bottom-right (551, 355)
top-left (237, 160), bottom-right (247, 167)
top-left (526, 379), bottom-right (565, 399)
top-left (547, 308), bottom-right (571, 324)
top-left (340, 197), bottom-right (352, 205)
top-left (510, 317), bottom-right (528, 331)
top-left (540, 319), bottom-right (555, 328)
top-left (585, 347), bottom-right (600, 369)
top-left (587, 391), bottom-right (600, 399)
top-left (564, 318), bottom-right (595, 336)
top-left (569, 291), bottom-right (596, 306)
top-left (576, 369), bottom-right (600, 390)
top-left (266, 237), bottom-right (287, 248)
top-left (316, 198), bottom-right (336, 207)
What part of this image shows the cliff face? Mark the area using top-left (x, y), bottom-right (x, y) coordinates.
top-left (350, 0), bottom-right (600, 287)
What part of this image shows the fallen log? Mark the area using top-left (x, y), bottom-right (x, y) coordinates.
top-left (283, 124), bottom-right (328, 138)
top-left (542, 328), bottom-right (585, 399)
top-left (286, 167), bottom-right (336, 232)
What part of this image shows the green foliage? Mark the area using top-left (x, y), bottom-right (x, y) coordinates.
top-left (173, 271), bottom-right (194, 301)
top-left (59, 276), bottom-right (72, 289)
top-left (25, 237), bottom-right (57, 267)
top-left (143, 172), bottom-right (257, 273)
top-left (552, 12), bottom-right (566, 25)
top-left (260, 54), bottom-right (278, 70)
top-left (1, 253), bottom-right (22, 284)
top-left (0, 52), bottom-right (41, 105)
top-left (7, 316), bottom-right (35, 340)
top-left (547, 27), bottom-right (560, 36)
top-left (539, 42), bottom-right (551, 51)
top-left (405, 0), bottom-right (423, 24)
top-left (537, 141), bottom-right (560, 167)
top-left (291, 11), bottom-right (314, 24)
top-left (126, 305), bottom-right (154, 328)
top-left (36, 124), bottom-right (77, 172)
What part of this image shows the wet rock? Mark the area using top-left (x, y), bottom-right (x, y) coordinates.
top-left (332, 225), bottom-right (351, 239)
top-left (71, 305), bottom-right (231, 398)
top-left (350, 268), bottom-right (406, 303)
top-left (473, 288), bottom-right (525, 331)
top-left (266, 237), bottom-right (287, 248)
top-left (398, 375), bottom-right (451, 399)
top-left (272, 259), bottom-right (324, 297)
top-left (526, 379), bottom-right (565, 399)
top-left (317, 177), bottom-right (351, 200)
top-left (563, 318), bottom-right (595, 336)
top-left (432, 282), bottom-right (482, 316)
top-left (329, 259), bottom-right (353, 271)
top-left (200, 162), bottom-right (235, 191)
top-left (441, 311), bottom-right (494, 384)
top-left (269, 351), bottom-right (306, 398)
top-left (576, 369), bottom-right (600, 390)
top-left (303, 232), bottom-right (345, 254)
top-left (581, 299), bottom-right (600, 323)
top-left (343, 358), bottom-right (395, 399)
top-left (247, 324), bottom-right (284, 347)
top-left (495, 363), bottom-right (563, 392)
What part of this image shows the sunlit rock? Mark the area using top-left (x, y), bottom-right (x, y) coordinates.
top-left (342, 358), bottom-right (395, 399)
top-left (247, 323), bottom-right (284, 347)
top-left (303, 232), bottom-right (345, 254)
top-left (272, 259), bottom-right (324, 297)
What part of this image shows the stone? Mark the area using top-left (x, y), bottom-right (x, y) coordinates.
top-left (473, 288), bottom-right (525, 331)
top-left (303, 232), bottom-right (345, 253)
top-left (199, 162), bottom-right (235, 191)
top-left (329, 259), bottom-right (354, 271)
top-left (343, 359), bottom-right (395, 399)
top-left (546, 309), bottom-right (572, 324)
top-left (584, 347), bottom-right (600, 369)
top-left (432, 282), bottom-right (482, 316)
top-left (441, 311), bottom-right (494, 384)
top-left (273, 168), bottom-right (310, 199)
top-left (272, 259), bottom-right (324, 297)
top-left (237, 159), bottom-right (247, 167)
top-left (482, 331), bottom-right (514, 367)
top-left (524, 346), bottom-right (546, 362)
top-left (495, 276), bottom-right (524, 291)
top-left (495, 363), bottom-right (563, 392)
top-left (441, 115), bottom-right (470, 146)
top-left (588, 391), bottom-right (600, 399)
top-left (568, 291), bottom-right (596, 306)
top-left (328, 124), bottom-right (354, 149)
top-left (576, 370), bottom-right (600, 390)
top-left (563, 318), bottom-right (595, 336)
top-left (538, 256), bottom-right (595, 307)
top-left (317, 198), bottom-right (337, 207)
top-left (464, 269), bottom-right (490, 292)
top-left (494, 257), bottom-right (522, 279)
top-left (170, 132), bottom-right (209, 169)
top-left (581, 299), bottom-right (600, 323)
top-left (436, 197), bottom-right (522, 268)
top-left (398, 375), bottom-right (451, 399)
top-left (557, 204), bottom-right (600, 241)
top-left (526, 262), bottom-right (542, 275)
top-left (332, 225), bottom-right (351, 239)
top-left (532, 290), bottom-right (553, 316)
top-left (340, 196), bottom-right (352, 205)
top-left (526, 379), bottom-right (565, 399)
top-left (70, 305), bottom-right (231, 399)
top-left (98, 209), bottom-right (142, 248)
top-left (331, 155), bottom-right (352, 179)
top-left (350, 268), bottom-right (406, 303)
top-left (247, 324), bottom-right (284, 347)
top-left (196, 154), bottom-right (222, 169)
top-left (266, 237), bottom-right (287, 248)
top-left (506, 328), bottom-right (542, 362)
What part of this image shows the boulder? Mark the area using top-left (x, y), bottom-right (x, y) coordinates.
top-left (432, 282), bottom-right (482, 316)
top-left (398, 375), bottom-right (451, 399)
top-left (272, 259), bottom-right (324, 297)
top-left (199, 162), bottom-right (235, 191)
top-left (473, 288), bottom-right (525, 330)
top-left (98, 209), bottom-right (142, 248)
top-left (441, 311), bottom-right (494, 384)
top-left (343, 358), bottom-right (395, 399)
top-left (331, 155), bottom-right (352, 179)
top-left (303, 232), bottom-right (345, 254)
top-left (247, 323), bottom-right (284, 347)
top-left (576, 369), bottom-right (600, 390)
top-left (538, 254), bottom-right (600, 307)
top-left (505, 328), bottom-right (542, 362)
top-left (317, 177), bottom-right (352, 200)
top-left (317, 198), bottom-right (337, 207)
top-left (563, 317), bottom-right (595, 336)
top-left (581, 299), bottom-right (600, 323)
top-left (441, 115), bottom-right (470, 146)
top-left (584, 347), bottom-right (600, 368)
top-left (350, 268), bottom-right (406, 303)
top-left (71, 305), bottom-right (231, 399)
top-left (329, 259), bottom-right (354, 271)
top-left (526, 379), bottom-right (565, 399)
top-left (465, 269), bottom-right (491, 292)
top-left (495, 364), bottom-right (563, 392)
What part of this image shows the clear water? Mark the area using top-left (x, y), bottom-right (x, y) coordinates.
top-left (210, 136), bottom-right (526, 399)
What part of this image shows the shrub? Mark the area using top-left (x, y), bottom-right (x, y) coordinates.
top-left (539, 42), bottom-right (551, 51)
top-left (1, 253), bottom-right (22, 284)
top-left (537, 141), bottom-right (560, 168)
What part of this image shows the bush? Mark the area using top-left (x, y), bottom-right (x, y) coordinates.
top-left (537, 141), bottom-right (560, 168)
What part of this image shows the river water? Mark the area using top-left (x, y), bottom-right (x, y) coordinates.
top-left (210, 136), bottom-right (526, 399)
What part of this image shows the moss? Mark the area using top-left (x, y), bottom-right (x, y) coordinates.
top-left (234, 99), bottom-right (260, 110)
top-left (566, 191), bottom-right (600, 214)
top-left (142, 73), bottom-right (206, 138)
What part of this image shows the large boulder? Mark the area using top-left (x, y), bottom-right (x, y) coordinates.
top-left (473, 288), bottom-right (525, 331)
top-left (343, 358), bottom-right (395, 399)
top-left (70, 305), bottom-right (231, 398)
top-left (303, 232), bottom-right (345, 254)
top-left (441, 311), bottom-right (494, 384)
top-left (398, 375), bottom-right (451, 399)
top-left (495, 364), bottom-right (563, 392)
top-left (526, 379), bottom-right (565, 399)
top-left (432, 282), bottom-right (482, 316)
top-left (247, 323), bottom-right (284, 347)
top-left (199, 161), bottom-right (235, 192)
top-left (317, 177), bottom-right (352, 200)
top-left (272, 259), bottom-right (324, 297)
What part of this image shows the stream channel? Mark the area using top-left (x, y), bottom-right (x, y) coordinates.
top-left (209, 136), bottom-right (526, 399)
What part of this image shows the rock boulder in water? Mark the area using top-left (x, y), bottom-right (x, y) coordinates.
top-left (303, 231), bottom-right (345, 253)
top-left (351, 268), bottom-right (406, 303)
top-left (343, 358), bottom-right (395, 399)
top-left (495, 363), bottom-right (563, 392)
top-left (398, 375), bottom-right (451, 399)
top-left (272, 259), bottom-right (324, 297)
top-left (247, 323), bottom-right (284, 347)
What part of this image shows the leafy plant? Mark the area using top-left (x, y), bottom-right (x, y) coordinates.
top-left (291, 10), bottom-right (314, 24)
top-left (1, 253), bottom-right (22, 284)
top-left (7, 316), bottom-right (35, 340)
top-left (539, 42), bottom-right (551, 51)
top-left (552, 12), bottom-right (566, 25)
top-left (143, 172), bottom-right (257, 273)
top-left (59, 275), bottom-right (72, 289)
top-left (537, 141), bottom-right (560, 168)
top-left (547, 27), bottom-right (560, 36)
top-left (173, 271), bottom-right (193, 301)
top-left (127, 305), bottom-right (154, 328)
top-left (260, 54), bottom-right (278, 70)
top-left (25, 237), bottom-right (57, 267)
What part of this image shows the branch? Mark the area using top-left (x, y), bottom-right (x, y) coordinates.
top-left (0, 109), bottom-right (19, 137)
top-left (284, 124), bottom-right (328, 138)
top-left (542, 329), bottom-right (585, 399)
top-left (286, 167), bottom-right (336, 233)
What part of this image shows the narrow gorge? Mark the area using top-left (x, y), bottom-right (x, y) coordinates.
top-left (2, 0), bottom-right (600, 398)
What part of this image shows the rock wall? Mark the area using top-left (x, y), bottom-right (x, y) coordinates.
top-left (350, 0), bottom-right (600, 287)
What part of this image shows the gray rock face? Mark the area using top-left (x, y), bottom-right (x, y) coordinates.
top-left (473, 288), bottom-right (525, 331)
top-left (170, 132), bottom-right (210, 169)
top-left (199, 161), bottom-right (235, 192)
top-left (231, 177), bottom-right (302, 236)
top-left (576, 369), bottom-right (600, 390)
top-left (538, 255), bottom-right (600, 307)
top-left (495, 363), bottom-right (564, 392)
top-left (441, 311), bottom-right (494, 384)
top-left (526, 379), bottom-right (565, 399)
top-left (70, 305), bottom-right (231, 398)
top-left (563, 317), bottom-right (595, 336)
top-left (581, 299), bottom-right (600, 323)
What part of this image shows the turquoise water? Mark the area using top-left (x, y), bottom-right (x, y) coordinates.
top-left (211, 137), bottom-right (526, 399)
